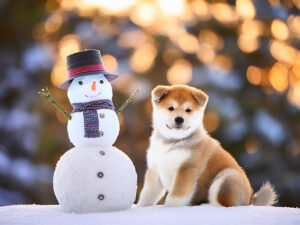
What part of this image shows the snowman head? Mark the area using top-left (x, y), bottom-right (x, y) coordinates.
top-left (67, 74), bottom-right (113, 103)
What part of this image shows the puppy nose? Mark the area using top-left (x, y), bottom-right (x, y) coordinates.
top-left (91, 81), bottom-right (96, 91)
top-left (175, 116), bottom-right (184, 124)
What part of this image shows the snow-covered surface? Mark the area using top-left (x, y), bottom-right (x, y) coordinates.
top-left (0, 204), bottom-right (299, 225)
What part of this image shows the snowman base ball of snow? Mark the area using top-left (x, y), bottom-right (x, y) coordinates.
top-left (53, 146), bottom-right (137, 213)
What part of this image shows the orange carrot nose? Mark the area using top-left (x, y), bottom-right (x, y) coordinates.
top-left (91, 81), bottom-right (96, 91)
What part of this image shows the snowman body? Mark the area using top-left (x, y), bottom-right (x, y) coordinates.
top-left (68, 109), bottom-right (119, 147)
top-left (53, 74), bottom-right (137, 213)
top-left (53, 146), bottom-right (137, 213)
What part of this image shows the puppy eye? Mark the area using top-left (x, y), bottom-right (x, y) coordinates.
top-left (100, 80), bottom-right (104, 84)
top-left (168, 107), bottom-right (174, 111)
top-left (186, 108), bottom-right (191, 113)
top-left (78, 81), bottom-right (83, 85)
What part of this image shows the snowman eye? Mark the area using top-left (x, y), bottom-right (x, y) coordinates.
top-left (100, 80), bottom-right (104, 84)
top-left (78, 81), bottom-right (83, 85)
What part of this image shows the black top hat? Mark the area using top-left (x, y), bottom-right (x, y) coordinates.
top-left (58, 49), bottom-right (119, 89)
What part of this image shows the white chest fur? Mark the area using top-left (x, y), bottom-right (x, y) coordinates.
top-left (147, 136), bottom-right (191, 191)
top-left (67, 109), bottom-right (120, 147)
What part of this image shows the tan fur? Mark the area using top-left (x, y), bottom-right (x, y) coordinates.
top-left (145, 168), bottom-right (154, 184)
top-left (141, 84), bottom-right (254, 207)
top-left (170, 133), bottom-right (217, 198)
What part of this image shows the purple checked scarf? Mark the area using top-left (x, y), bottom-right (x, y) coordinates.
top-left (72, 99), bottom-right (115, 138)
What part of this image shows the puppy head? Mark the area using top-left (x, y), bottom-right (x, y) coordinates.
top-left (151, 84), bottom-right (208, 140)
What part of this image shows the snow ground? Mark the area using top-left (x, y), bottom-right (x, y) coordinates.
top-left (0, 204), bottom-right (299, 225)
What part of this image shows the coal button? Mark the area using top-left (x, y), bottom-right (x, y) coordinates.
top-left (97, 172), bottom-right (104, 178)
top-left (98, 194), bottom-right (105, 200)
top-left (99, 151), bottom-right (105, 156)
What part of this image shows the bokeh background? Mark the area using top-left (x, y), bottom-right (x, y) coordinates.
top-left (0, 0), bottom-right (300, 208)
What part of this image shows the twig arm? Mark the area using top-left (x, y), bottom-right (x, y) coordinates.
top-left (38, 87), bottom-right (72, 120)
top-left (116, 88), bottom-right (140, 115)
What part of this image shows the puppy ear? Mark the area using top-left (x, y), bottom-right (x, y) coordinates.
top-left (151, 85), bottom-right (169, 103)
top-left (192, 89), bottom-right (208, 106)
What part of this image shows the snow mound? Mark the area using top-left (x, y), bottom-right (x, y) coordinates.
top-left (0, 204), bottom-right (299, 225)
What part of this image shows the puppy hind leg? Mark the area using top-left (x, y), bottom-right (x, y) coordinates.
top-left (217, 179), bottom-right (250, 207)
top-left (207, 171), bottom-right (228, 206)
top-left (208, 169), bottom-right (250, 207)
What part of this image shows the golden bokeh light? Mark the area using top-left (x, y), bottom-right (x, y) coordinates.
top-left (50, 34), bottom-right (81, 87)
top-left (45, 0), bottom-right (300, 108)
top-left (50, 62), bottom-right (67, 87)
top-left (158, 0), bottom-right (185, 16)
top-left (240, 20), bottom-right (264, 38)
top-left (246, 66), bottom-right (264, 85)
top-left (236, 0), bottom-right (256, 20)
top-left (118, 30), bottom-right (149, 48)
top-left (98, 0), bottom-right (136, 15)
top-left (211, 3), bottom-right (238, 24)
top-left (59, 0), bottom-right (77, 11)
top-left (289, 70), bottom-right (298, 88)
top-left (270, 40), bottom-right (297, 65)
top-left (197, 45), bottom-right (216, 64)
top-left (288, 81), bottom-right (300, 108)
top-left (203, 111), bottom-right (220, 133)
top-left (129, 43), bottom-right (157, 73)
top-left (269, 62), bottom-right (289, 92)
top-left (160, 20), bottom-right (186, 38)
top-left (190, 0), bottom-right (210, 20)
top-left (271, 19), bottom-right (289, 41)
top-left (167, 59), bottom-right (192, 84)
top-left (114, 73), bottom-right (137, 95)
top-left (130, 2), bottom-right (157, 27)
top-left (237, 34), bottom-right (259, 53)
top-left (102, 54), bottom-right (118, 72)
top-left (177, 6), bottom-right (194, 22)
top-left (287, 15), bottom-right (300, 38)
top-left (177, 33), bottom-right (199, 53)
top-left (198, 29), bottom-right (223, 50)
top-left (213, 54), bottom-right (233, 71)
top-left (58, 34), bottom-right (81, 61)
top-left (292, 54), bottom-right (300, 78)
top-left (44, 13), bottom-right (63, 33)
top-left (269, 0), bottom-right (281, 5)
top-left (60, 0), bottom-right (136, 16)
top-left (293, 0), bottom-right (300, 9)
top-left (162, 48), bottom-right (183, 65)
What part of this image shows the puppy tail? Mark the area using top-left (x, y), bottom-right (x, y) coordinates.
top-left (253, 181), bottom-right (278, 206)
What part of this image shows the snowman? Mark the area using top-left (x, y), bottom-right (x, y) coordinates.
top-left (52, 49), bottom-right (137, 213)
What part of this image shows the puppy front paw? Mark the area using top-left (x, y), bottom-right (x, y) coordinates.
top-left (136, 203), bottom-right (144, 207)
top-left (164, 195), bottom-right (189, 207)
top-left (136, 201), bottom-right (150, 207)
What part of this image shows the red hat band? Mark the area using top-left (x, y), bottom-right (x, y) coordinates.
top-left (67, 64), bottom-right (105, 77)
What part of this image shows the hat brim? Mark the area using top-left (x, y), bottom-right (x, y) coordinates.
top-left (58, 71), bottom-right (119, 89)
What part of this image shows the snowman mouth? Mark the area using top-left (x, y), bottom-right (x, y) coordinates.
top-left (85, 92), bottom-right (101, 98)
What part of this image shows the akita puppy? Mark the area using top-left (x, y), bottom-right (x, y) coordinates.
top-left (137, 84), bottom-right (277, 207)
